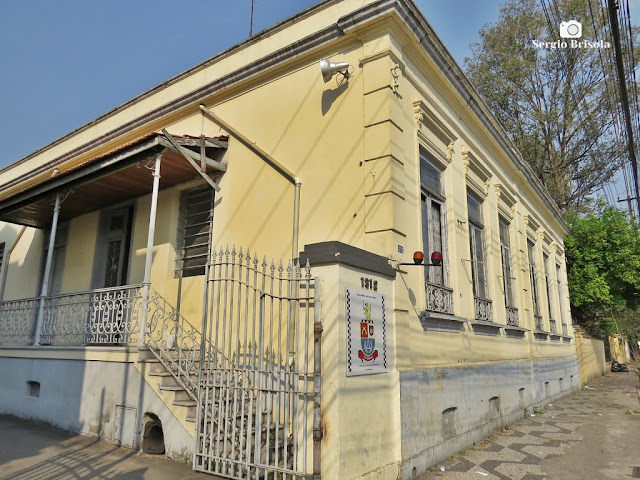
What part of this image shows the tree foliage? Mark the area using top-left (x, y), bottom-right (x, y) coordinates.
top-left (564, 204), bottom-right (640, 336)
top-left (465, 0), bottom-right (628, 214)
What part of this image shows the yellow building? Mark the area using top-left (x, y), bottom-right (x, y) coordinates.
top-left (0, 1), bottom-right (577, 479)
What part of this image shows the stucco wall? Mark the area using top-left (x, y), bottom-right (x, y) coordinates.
top-left (398, 358), bottom-right (579, 478)
top-left (0, 350), bottom-right (193, 459)
top-left (574, 328), bottom-right (607, 385)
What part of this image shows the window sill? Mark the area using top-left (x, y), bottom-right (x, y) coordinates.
top-left (562, 335), bottom-right (572, 343)
top-left (419, 311), bottom-right (467, 333)
top-left (534, 331), bottom-right (549, 341)
top-left (504, 325), bottom-right (528, 338)
top-left (469, 319), bottom-right (502, 336)
top-left (549, 333), bottom-right (563, 342)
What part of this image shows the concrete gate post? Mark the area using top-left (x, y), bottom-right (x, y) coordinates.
top-left (300, 242), bottom-right (401, 480)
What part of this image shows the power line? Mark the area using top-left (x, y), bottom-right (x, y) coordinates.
top-left (607, 0), bottom-right (640, 215)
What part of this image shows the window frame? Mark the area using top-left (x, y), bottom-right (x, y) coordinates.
top-left (467, 192), bottom-right (488, 300)
top-left (498, 217), bottom-right (515, 308)
top-left (419, 152), bottom-right (447, 287)
top-left (527, 240), bottom-right (541, 318)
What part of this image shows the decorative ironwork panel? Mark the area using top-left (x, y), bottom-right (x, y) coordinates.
top-left (39, 285), bottom-right (142, 345)
top-left (425, 282), bottom-right (453, 314)
top-left (0, 297), bottom-right (39, 345)
top-left (562, 323), bottom-right (568, 336)
top-left (194, 246), bottom-right (318, 480)
top-left (506, 306), bottom-right (519, 326)
top-left (535, 315), bottom-right (544, 331)
top-left (144, 287), bottom-right (203, 400)
top-left (474, 297), bottom-right (493, 322)
top-left (549, 318), bottom-right (557, 334)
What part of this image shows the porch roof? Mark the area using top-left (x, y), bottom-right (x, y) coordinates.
top-left (0, 133), bottom-right (228, 228)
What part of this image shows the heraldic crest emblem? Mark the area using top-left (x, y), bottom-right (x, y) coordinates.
top-left (358, 302), bottom-right (378, 361)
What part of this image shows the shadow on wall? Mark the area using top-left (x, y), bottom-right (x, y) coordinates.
top-left (321, 82), bottom-right (348, 116)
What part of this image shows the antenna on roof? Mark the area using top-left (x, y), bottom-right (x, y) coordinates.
top-left (249, 0), bottom-right (255, 37)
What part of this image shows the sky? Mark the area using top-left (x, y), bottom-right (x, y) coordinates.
top-left (0, 0), bottom-right (502, 168)
top-left (0, 0), bottom-right (637, 205)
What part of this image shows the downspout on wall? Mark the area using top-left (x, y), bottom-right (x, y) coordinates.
top-left (0, 226), bottom-right (27, 301)
top-left (199, 105), bottom-right (302, 261)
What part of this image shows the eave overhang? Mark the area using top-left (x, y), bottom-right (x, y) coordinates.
top-left (0, 134), bottom-right (227, 228)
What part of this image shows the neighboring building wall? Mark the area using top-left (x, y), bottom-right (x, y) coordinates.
top-left (574, 326), bottom-right (607, 385)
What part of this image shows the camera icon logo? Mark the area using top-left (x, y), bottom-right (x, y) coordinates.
top-left (560, 20), bottom-right (582, 38)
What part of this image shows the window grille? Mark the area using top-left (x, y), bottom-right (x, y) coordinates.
top-left (176, 188), bottom-right (214, 277)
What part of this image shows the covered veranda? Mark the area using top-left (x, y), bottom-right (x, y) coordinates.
top-left (0, 132), bottom-right (227, 348)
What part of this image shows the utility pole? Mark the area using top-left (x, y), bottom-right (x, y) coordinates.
top-left (249, 0), bottom-right (254, 37)
top-left (617, 196), bottom-right (638, 223)
top-left (608, 0), bottom-right (640, 216)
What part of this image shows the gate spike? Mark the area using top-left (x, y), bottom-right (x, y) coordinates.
top-left (278, 260), bottom-right (284, 277)
top-left (262, 256), bottom-right (268, 272)
top-left (287, 260), bottom-right (292, 278)
top-left (305, 257), bottom-right (312, 278)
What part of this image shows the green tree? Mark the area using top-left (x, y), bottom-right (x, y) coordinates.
top-left (465, 0), bottom-right (627, 214)
top-left (564, 204), bottom-right (640, 336)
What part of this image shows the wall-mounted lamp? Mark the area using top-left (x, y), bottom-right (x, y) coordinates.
top-left (320, 58), bottom-right (351, 83)
top-left (399, 251), bottom-right (443, 267)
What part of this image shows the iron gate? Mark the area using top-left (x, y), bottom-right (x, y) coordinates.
top-left (194, 247), bottom-right (321, 479)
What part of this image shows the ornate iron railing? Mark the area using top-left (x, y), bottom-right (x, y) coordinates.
top-left (562, 323), bottom-right (568, 336)
top-left (0, 286), bottom-right (143, 346)
top-left (426, 282), bottom-right (453, 314)
top-left (474, 297), bottom-right (493, 322)
top-left (534, 315), bottom-right (544, 331)
top-left (0, 297), bottom-right (39, 345)
top-left (506, 306), bottom-right (519, 326)
top-left (549, 318), bottom-right (557, 334)
top-left (41, 285), bottom-right (143, 345)
top-left (145, 287), bottom-right (202, 400)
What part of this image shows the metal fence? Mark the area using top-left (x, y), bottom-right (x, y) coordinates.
top-left (194, 247), bottom-right (320, 480)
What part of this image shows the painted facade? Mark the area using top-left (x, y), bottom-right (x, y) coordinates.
top-left (0, 1), bottom-right (579, 478)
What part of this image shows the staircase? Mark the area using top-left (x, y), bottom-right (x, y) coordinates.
top-left (137, 347), bottom-right (198, 425)
top-left (138, 287), bottom-right (295, 478)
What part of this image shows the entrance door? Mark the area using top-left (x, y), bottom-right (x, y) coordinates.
top-left (87, 207), bottom-right (134, 343)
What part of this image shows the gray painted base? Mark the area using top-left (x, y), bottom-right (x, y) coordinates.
top-left (0, 356), bottom-right (194, 460)
top-left (398, 358), bottom-right (580, 479)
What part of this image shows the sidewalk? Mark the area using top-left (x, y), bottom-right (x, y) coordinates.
top-left (422, 372), bottom-right (640, 480)
top-left (0, 415), bottom-right (220, 480)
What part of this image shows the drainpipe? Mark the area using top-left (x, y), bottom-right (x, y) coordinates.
top-left (33, 193), bottom-right (61, 346)
top-left (198, 105), bottom-right (302, 259)
top-left (139, 153), bottom-right (162, 347)
top-left (0, 226), bottom-right (26, 301)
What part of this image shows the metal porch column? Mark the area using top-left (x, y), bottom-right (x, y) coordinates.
top-left (33, 193), bottom-right (61, 345)
top-left (139, 153), bottom-right (162, 347)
